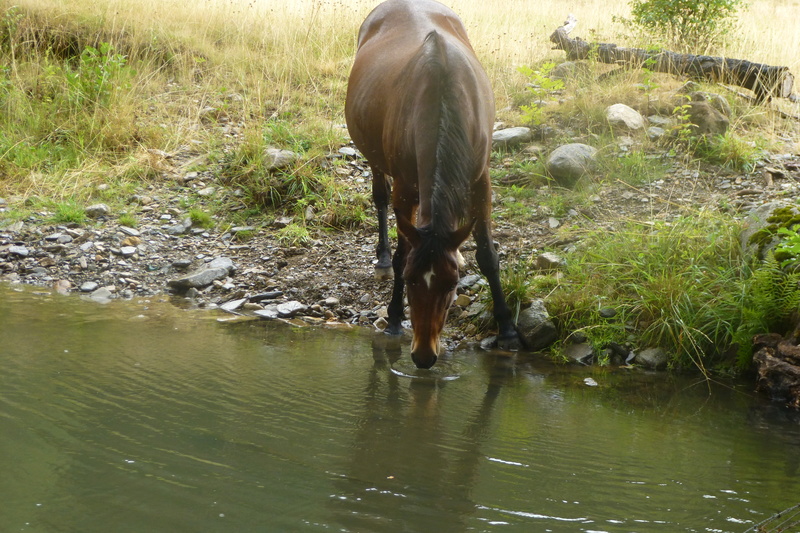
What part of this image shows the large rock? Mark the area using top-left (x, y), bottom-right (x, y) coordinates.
top-left (264, 148), bottom-right (298, 171)
top-left (687, 101), bottom-right (729, 136)
top-left (167, 257), bottom-right (236, 291)
top-left (753, 333), bottom-right (800, 408)
top-left (740, 201), bottom-right (797, 260)
top-left (689, 91), bottom-right (731, 117)
top-left (634, 347), bottom-right (668, 369)
top-left (516, 299), bottom-right (557, 351)
top-left (546, 143), bottom-right (598, 187)
top-left (605, 103), bottom-right (645, 131)
top-left (563, 342), bottom-right (594, 365)
top-left (492, 127), bottom-right (532, 148)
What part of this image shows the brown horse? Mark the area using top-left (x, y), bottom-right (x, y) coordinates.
top-left (345, 0), bottom-right (520, 369)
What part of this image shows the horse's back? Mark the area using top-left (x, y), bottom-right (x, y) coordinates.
top-left (345, 0), bottom-right (494, 181)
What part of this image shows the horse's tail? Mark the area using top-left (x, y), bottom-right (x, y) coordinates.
top-left (422, 30), bottom-right (472, 230)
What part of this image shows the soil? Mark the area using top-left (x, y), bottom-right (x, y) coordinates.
top-left (2, 110), bottom-right (800, 352)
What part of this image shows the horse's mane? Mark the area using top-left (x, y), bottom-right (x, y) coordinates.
top-left (424, 30), bottom-right (474, 234)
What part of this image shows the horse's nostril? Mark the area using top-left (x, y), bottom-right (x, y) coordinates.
top-left (411, 352), bottom-right (437, 369)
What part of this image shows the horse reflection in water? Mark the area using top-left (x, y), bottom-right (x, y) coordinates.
top-left (327, 333), bottom-right (528, 532)
top-left (345, 0), bottom-right (521, 369)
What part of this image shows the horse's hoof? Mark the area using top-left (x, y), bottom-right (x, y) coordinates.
top-left (384, 323), bottom-right (404, 336)
top-left (374, 266), bottom-right (393, 281)
top-left (497, 333), bottom-right (522, 351)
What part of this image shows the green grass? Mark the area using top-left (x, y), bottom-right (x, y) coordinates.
top-left (188, 208), bottom-right (214, 229)
top-left (538, 213), bottom-right (800, 374)
top-left (118, 213), bottom-right (137, 228)
top-left (51, 201), bottom-right (86, 224)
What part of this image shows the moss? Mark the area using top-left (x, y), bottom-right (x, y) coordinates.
top-left (748, 206), bottom-right (800, 257)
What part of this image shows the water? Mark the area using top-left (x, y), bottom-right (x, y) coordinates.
top-left (1, 285), bottom-right (799, 533)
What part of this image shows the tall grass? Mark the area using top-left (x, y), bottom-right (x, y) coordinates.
top-left (0, 0), bottom-right (798, 201)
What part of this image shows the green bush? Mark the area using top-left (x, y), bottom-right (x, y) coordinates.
top-left (626, 0), bottom-right (744, 51)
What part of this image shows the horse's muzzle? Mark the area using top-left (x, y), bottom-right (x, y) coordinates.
top-left (411, 338), bottom-right (441, 369)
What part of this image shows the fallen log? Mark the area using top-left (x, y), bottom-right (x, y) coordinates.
top-left (549, 14), bottom-right (795, 103)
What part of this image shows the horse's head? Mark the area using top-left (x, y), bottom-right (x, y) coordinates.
top-left (397, 215), bottom-right (474, 369)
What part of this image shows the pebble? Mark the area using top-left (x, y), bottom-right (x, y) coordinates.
top-left (85, 204), bottom-right (110, 218)
top-left (80, 282), bottom-right (99, 292)
top-left (8, 245), bottom-right (28, 257)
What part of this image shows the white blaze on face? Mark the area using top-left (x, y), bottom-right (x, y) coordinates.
top-left (423, 267), bottom-right (435, 289)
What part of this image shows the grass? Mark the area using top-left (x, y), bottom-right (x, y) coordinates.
top-left (507, 213), bottom-right (800, 374)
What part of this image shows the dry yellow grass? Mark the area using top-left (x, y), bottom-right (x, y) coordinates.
top-left (11, 0), bottom-right (799, 103)
top-left (1, 0), bottom-right (798, 201)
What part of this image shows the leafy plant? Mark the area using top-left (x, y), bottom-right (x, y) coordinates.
top-left (774, 226), bottom-right (800, 268)
top-left (625, 0), bottom-right (743, 51)
top-left (64, 43), bottom-right (133, 109)
top-left (517, 62), bottom-right (564, 127)
top-left (277, 223), bottom-right (311, 246)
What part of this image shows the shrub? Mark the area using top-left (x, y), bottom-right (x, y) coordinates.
top-left (625, 0), bottom-right (744, 51)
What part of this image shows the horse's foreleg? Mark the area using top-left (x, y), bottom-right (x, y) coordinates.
top-left (473, 217), bottom-right (521, 349)
top-left (372, 167), bottom-right (393, 280)
top-left (385, 230), bottom-right (408, 335)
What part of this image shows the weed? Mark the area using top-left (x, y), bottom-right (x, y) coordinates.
top-left (52, 201), bottom-right (86, 224)
top-left (277, 223), bottom-right (311, 246)
top-left (544, 212), bottom-right (797, 373)
top-left (118, 213), bottom-right (137, 228)
top-left (775, 225), bottom-right (800, 268)
top-left (517, 62), bottom-right (564, 127)
top-left (189, 208), bottom-right (214, 229)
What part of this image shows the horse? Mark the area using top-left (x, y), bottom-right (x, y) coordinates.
top-left (345, 0), bottom-right (520, 369)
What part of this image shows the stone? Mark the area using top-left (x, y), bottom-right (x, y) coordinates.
top-left (599, 307), bottom-right (617, 318)
top-left (250, 291), bottom-right (285, 302)
top-left (536, 252), bottom-right (565, 271)
top-left (689, 91), bottom-right (731, 117)
top-left (167, 257), bottom-right (235, 291)
top-left (273, 216), bottom-right (293, 229)
top-left (220, 298), bottom-right (247, 312)
top-left (373, 317), bottom-right (389, 330)
top-left (338, 146), bottom-right (358, 158)
top-left (516, 299), bottom-right (558, 351)
top-left (739, 201), bottom-right (796, 260)
top-left (605, 103), bottom-right (645, 131)
top-left (635, 347), bottom-right (668, 369)
top-left (687, 101), bottom-right (729, 136)
top-left (546, 143), bottom-right (597, 187)
top-left (80, 281), bottom-right (99, 292)
top-left (457, 274), bottom-right (483, 290)
top-left (277, 301), bottom-right (307, 317)
top-left (647, 126), bottom-right (666, 141)
top-left (264, 148), bottom-right (298, 171)
top-left (563, 342), bottom-right (594, 365)
top-left (8, 245), bottom-right (28, 257)
top-left (492, 127), bottom-right (532, 148)
top-left (89, 287), bottom-right (114, 302)
top-left (85, 204), bottom-right (110, 218)
top-left (254, 306), bottom-right (280, 320)
top-left (548, 60), bottom-right (590, 81)
top-left (454, 294), bottom-right (472, 307)
top-left (120, 226), bottom-right (141, 237)
top-left (120, 246), bottom-right (137, 257)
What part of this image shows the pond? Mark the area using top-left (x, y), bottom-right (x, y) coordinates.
top-left (1, 284), bottom-right (799, 532)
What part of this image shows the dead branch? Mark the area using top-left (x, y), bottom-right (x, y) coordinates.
top-left (549, 16), bottom-right (795, 103)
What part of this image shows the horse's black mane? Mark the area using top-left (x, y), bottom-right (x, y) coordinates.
top-left (424, 30), bottom-right (474, 237)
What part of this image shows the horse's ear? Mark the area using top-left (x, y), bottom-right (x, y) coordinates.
top-left (395, 212), bottom-right (421, 247)
top-left (449, 219), bottom-right (475, 249)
